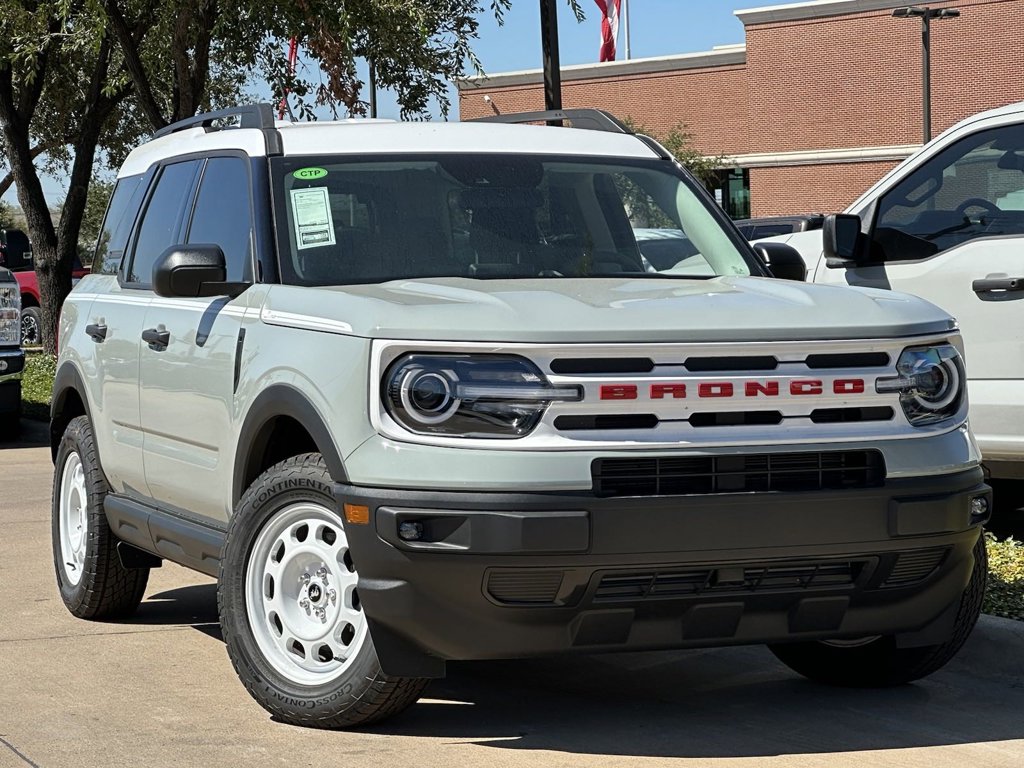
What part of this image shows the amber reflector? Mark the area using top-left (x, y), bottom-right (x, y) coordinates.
top-left (343, 503), bottom-right (370, 525)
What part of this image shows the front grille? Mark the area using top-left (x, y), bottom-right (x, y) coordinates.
top-left (592, 450), bottom-right (885, 497)
top-left (882, 547), bottom-right (950, 588)
top-left (594, 559), bottom-right (865, 602)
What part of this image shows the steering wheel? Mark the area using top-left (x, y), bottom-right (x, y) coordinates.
top-left (956, 198), bottom-right (1001, 222)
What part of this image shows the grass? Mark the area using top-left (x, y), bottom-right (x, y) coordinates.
top-left (21, 349), bottom-right (55, 422)
top-left (16, 350), bottom-right (1024, 621)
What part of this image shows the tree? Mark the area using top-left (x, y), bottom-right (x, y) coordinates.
top-left (623, 118), bottom-right (726, 185)
top-left (0, 199), bottom-right (15, 231)
top-left (77, 179), bottom-right (114, 266)
top-left (1, 0), bottom-right (586, 352)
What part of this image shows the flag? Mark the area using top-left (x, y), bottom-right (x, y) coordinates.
top-left (594, 0), bottom-right (621, 62)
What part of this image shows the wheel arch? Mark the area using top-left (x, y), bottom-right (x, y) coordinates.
top-left (51, 362), bottom-right (92, 463)
top-left (233, 384), bottom-right (348, 503)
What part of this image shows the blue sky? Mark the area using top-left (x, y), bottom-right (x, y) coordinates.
top-left (5, 0), bottom-right (759, 205)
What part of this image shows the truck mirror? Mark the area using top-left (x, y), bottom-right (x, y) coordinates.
top-left (823, 214), bottom-right (865, 267)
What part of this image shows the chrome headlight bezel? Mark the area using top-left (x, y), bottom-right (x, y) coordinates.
top-left (382, 353), bottom-right (581, 439)
top-left (875, 344), bottom-right (965, 426)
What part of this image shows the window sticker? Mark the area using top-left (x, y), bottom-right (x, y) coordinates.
top-left (290, 187), bottom-right (337, 250)
top-left (294, 167), bottom-right (328, 181)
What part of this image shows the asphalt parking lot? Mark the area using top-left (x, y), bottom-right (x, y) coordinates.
top-left (2, 420), bottom-right (1023, 768)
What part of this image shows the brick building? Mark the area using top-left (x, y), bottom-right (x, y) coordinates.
top-left (458, 0), bottom-right (1024, 218)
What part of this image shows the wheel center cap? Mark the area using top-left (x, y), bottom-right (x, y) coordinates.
top-left (307, 583), bottom-right (323, 603)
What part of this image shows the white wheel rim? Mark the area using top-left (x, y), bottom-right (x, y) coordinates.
top-left (245, 502), bottom-right (368, 686)
top-left (58, 452), bottom-right (88, 586)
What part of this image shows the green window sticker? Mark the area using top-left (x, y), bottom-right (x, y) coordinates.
top-left (293, 167), bottom-right (328, 181)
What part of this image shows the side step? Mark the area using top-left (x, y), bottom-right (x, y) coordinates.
top-left (105, 495), bottom-right (226, 577)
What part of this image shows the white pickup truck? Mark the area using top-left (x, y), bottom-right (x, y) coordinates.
top-left (758, 101), bottom-right (1024, 481)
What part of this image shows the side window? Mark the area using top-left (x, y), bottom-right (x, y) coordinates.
top-left (94, 175), bottom-right (145, 275)
top-left (186, 157), bottom-right (253, 281)
top-left (873, 123), bottom-right (1024, 262)
top-left (128, 160), bottom-right (201, 284)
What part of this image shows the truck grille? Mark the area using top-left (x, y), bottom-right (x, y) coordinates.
top-left (594, 559), bottom-right (866, 602)
top-left (592, 450), bottom-right (885, 497)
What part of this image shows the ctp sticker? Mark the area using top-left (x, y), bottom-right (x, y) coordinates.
top-left (290, 187), bottom-right (336, 250)
top-left (293, 167), bottom-right (328, 181)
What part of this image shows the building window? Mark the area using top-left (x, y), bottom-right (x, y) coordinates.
top-left (707, 168), bottom-right (750, 220)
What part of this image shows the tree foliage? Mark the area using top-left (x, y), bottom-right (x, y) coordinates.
top-left (623, 117), bottom-right (727, 185)
top-left (0, 0), bottom-right (584, 351)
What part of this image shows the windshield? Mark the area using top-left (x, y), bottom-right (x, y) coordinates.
top-left (272, 154), bottom-right (756, 285)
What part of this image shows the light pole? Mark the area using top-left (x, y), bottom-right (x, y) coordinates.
top-left (892, 6), bottom-right (960, 144)
top-left (540, 0), bottom-right (562, 111)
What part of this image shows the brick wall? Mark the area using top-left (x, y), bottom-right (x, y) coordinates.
top-left (750, 160), bottom-right (900, 216)
top-left (458, 0), bottom-right (1024, 216)
top-left (745, 0), bottom-right (1024, 153)
top-left (460, 65), bottom-right (750, 156)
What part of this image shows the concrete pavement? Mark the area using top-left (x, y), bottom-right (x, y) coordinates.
top-left (2, 420), bottom-right (1023, 767)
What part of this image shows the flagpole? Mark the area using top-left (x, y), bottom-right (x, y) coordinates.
top-left (623, 0), bottom-right (631, 60)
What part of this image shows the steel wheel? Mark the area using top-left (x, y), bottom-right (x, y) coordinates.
top-left (245, 502), bottom-right (367, 687)
top-left (58, 451), bottom-right (88, 586)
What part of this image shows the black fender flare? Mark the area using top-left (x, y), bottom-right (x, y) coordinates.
top-left (233, 384), bottom-right (348, 502)
top-left (51, 362), bottom-right (94, 463)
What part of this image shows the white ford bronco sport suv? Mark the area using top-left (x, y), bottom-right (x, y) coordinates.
top-left (52, 105), bottom-right (991, 729)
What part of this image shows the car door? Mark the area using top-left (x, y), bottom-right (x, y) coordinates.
top-left (816, 121), bottom-right (1024, 468)
top-left (84, 164), bottom-right (198, 499)
top-left (139, 155), bottom-right (254, 523)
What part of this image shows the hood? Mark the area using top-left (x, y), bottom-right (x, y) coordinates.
top-left (260, 276), bottom-right (955, 344)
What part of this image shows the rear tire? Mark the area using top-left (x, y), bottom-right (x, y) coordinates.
top-left (51, 415), bottom-right (149, 619)
top-left (769, 532), bottom-right (986, 687)
top-left (218, 453), bottom-right (428, 728)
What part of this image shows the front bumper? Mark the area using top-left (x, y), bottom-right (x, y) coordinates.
top-left (337, 468), bottom-right (990, 678)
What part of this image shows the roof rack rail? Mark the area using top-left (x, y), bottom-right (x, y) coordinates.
top-left (153, 103), bottom-right (276, 139)
top-left (470, 109), bottom-right (632, 134)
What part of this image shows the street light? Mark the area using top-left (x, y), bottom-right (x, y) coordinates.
top-left (892, 6), bottom-right (961, 143)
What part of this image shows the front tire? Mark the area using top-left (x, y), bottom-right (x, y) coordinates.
top-left (769, 532), bottom-right (987, 687)
top-left (218, 454), bottom-right (428, 728)
top-left (51, 415), bottom-right (149, 618)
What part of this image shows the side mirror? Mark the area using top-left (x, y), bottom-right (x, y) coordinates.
top-left (753, 242), bottom-right (806, 282)
top-left (153, 244), bottom-right (249, 298)
top-left (823, 213), bottom-right (865, 267)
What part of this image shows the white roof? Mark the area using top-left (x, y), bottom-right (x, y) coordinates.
top-left (118, 120), bottom-right (658, 177)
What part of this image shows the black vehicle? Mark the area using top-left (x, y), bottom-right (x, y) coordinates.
top-left (735, 214), bottom-right (825, 241)
top-left (0, 229), bottom-right (32, 272)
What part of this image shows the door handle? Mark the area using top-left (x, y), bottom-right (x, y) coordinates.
top-left (142, 327), bottom-right (170, 349)
top-left (85, 323), bottom-right (107, 342)
top-left (972, 277), bottom-right (1024, 293)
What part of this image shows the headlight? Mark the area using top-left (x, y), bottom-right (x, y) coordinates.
top-left (875, 344), bottom-right (964, 426)
top-left (383, 354), bottom-right (581, 438)
top-left (0, 285), bottom-right (20, 346)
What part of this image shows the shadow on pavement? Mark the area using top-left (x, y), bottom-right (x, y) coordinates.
top-left (130, 580), bottom-right (1024, 759)
top-left (0, 418), bottom-right (49, 449)
top-left (132, 584), bottom-right (222, 641)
